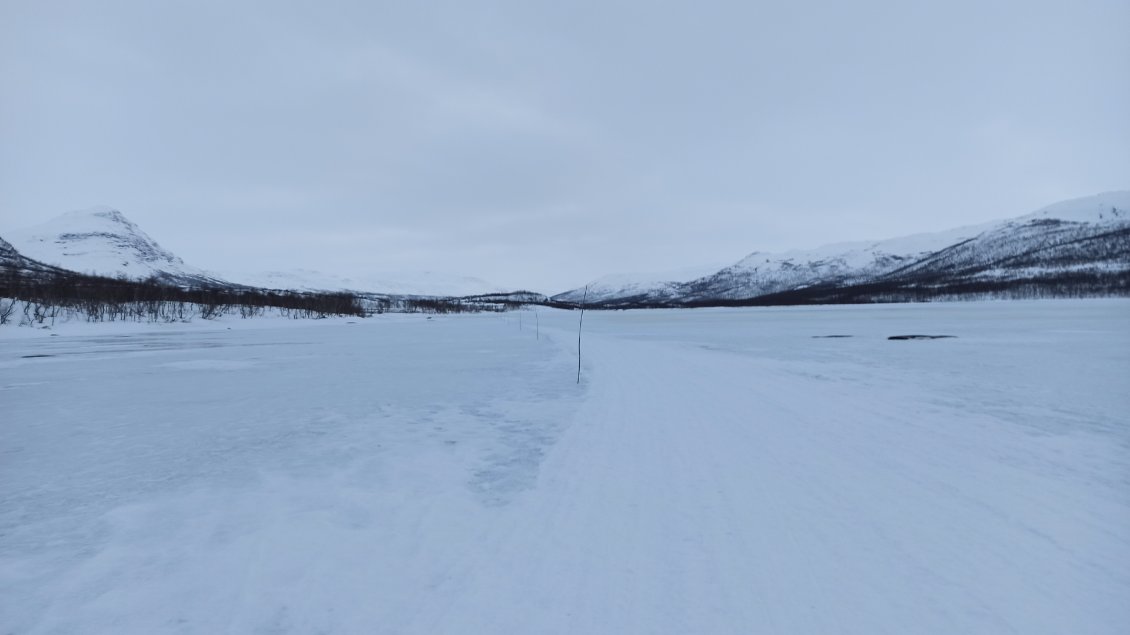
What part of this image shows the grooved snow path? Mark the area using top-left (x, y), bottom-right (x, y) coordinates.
top-left (3, 302), bottom-right (1128, 634)
top-left (425, 318), bottom-right (1129, 634)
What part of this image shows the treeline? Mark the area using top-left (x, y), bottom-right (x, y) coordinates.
top-left (398, 297), bottom-right (516, 314)
top-left (565, 271), bottom-right (1130, 310)
top-left (351, 295), bottom-right (509, 314)
top-left (713, 271), bottom-right (1130, 307)
top-left (1, 266), bottom-right (364, 325)
top-left (357, 290), bottom-right (554, 315)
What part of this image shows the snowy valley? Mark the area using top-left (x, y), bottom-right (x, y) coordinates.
top-left (4, 191), bottom-right (1129, 316)
top-left (3, 195), bottom-right (1130, 634)
top-left (5, 0), bottom-right (1127, 631)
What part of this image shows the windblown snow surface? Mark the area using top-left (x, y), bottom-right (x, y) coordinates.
top-left (2, 300), bottom-right (1128, 634)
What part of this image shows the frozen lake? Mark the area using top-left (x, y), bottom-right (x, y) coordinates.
top-left (3, 300), bottom-right (1129, 634)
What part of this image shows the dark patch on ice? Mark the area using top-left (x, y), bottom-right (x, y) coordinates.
top-left (21, 354), bottom-right (54, 358)
top-left (812, 335), bottom-right (853, 338)
top-left (888, 335), bottom-right (956, 340)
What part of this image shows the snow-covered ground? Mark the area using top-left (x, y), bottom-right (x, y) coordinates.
top-left (2, 300), bottom-right (1128, 634)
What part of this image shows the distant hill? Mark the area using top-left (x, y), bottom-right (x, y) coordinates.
top-left (554, 191), bottom-right (1130, 306)
top-left (3, 206), bottom-right (228, 287)
top-left (3, 207), bottom-right (502, 297)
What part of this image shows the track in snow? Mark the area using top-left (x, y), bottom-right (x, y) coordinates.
top-left (2, 301), bottom-right (1128, 634)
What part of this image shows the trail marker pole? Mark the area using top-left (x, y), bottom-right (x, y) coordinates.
top-left (577, 286), bottom-right (588, 384)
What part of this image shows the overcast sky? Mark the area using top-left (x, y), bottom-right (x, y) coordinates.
top-left (2, 0), bottom-right (1127, 292)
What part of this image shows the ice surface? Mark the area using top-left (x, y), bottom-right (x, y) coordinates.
top-left (2, 300), bottom-right (1129, 634)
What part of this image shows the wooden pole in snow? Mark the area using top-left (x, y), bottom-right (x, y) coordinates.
top-left (577, 286), bottom-right (588, 384)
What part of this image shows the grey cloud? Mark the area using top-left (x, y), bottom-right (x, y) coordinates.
top-left (2, 0), bottom-right (1127, 293)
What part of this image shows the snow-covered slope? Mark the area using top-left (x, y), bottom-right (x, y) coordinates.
top-left (684, 220), bottom-right (1000, 301)
top-left (0, 235), bottom-right (73, 279)
top-left (4, 207), bottom-right (226, 286)
top-left (555, 263), bottom-right (724, 304)
top-left (888, 195), bottom-right (1130, 284)
top-left (227, 269), bottom-right (502, 297)
top-left (1018, 191), bottom-right (1130, 224)
top-left (0, 236), bottom-right (22, 268)
top-left (555, 191), bottom-right (1130, 305)
top-left (5, 208), bottom-right (503, 297)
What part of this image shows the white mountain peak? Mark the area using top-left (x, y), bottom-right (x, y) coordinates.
top-left (4, 206), bottom-right (504, 296)
top-left (4, 207), bottom-right (201, 280)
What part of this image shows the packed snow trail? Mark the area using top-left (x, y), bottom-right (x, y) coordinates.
top-left (2, 301), bottom-right (1128, 634)
top-left (412, 316), bottom-right (1129, 634)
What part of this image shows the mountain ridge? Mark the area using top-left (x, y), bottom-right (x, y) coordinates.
top-left (3, 208), bottom-right (502, 297)
top-left (554, 191), bottom-right (1130, 305)
top-left (5, 192), bottom-right (1128, 307)
top-left (3, 206), bottom-right (226, 287)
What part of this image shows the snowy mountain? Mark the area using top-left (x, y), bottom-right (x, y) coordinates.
top-left (681, 222), bottom-right (997, 302)
top-left (3, 207), bottom-right (227, 287)
top-left (874, 197), bottom-right (1129, 285)
top-left (554, 263), bottom-right (725, 304)
top-left (555, 191), bottom-right (1130, 306)
top-left (4, 207), bottom-right (505, 298)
